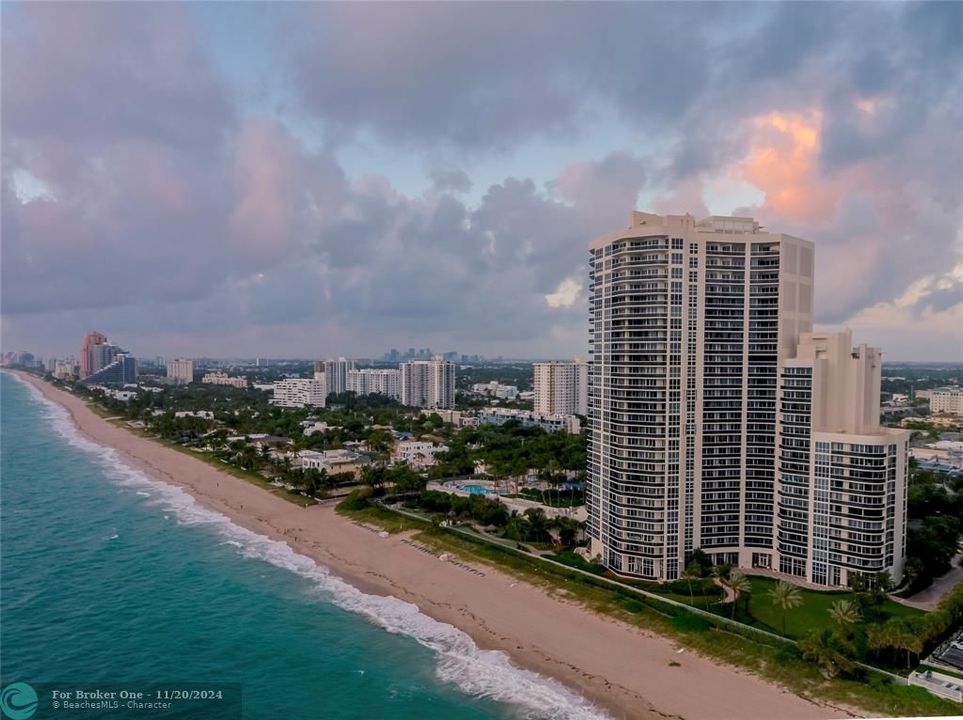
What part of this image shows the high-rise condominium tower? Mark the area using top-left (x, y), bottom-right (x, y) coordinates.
top-left (79, 331), bottom-right (108, 379)
top-left (533, 360), bottom-right (588, 416)
top-left (400, 356), bottom-right (455, 409)
top-left (321, 357), bottom-right (354, 397)
top-left (587, 211), bottom-right (907, 587)
top-left (347, 368), bottom-right (401, 400)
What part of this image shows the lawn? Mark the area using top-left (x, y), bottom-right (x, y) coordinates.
top-left (743, 577), bottom-right (923, 639)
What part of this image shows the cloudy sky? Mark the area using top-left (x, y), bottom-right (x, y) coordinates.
top-left (2, 2), bottom-right (961, 361)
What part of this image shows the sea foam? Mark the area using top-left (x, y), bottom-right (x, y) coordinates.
top-left (12, 375), bottom-right (609, 720)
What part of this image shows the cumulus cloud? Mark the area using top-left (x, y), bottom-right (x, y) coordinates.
top-left (1, 2), bottom-right (960, 360)
top-left (545, 278), bottom-right (583, 309)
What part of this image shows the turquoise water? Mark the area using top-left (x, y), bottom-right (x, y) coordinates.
top-left (463, 485), bottom-right (494, 496)
top-left (0, 373), bottom-right (605, 720)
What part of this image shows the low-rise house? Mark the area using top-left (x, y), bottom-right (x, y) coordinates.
top-left (228, 433), bottom-right (294, 451)
top-left (297, 449), bottom-right (366, 478)
top-left (301, 421), bottom-right (337, 436)
top-left (392, 440), bottom-right (449, 470)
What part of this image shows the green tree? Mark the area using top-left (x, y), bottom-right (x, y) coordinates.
top-left (683, 560), bottom-right (702, 605)
top-left (828, 599), bottom-right (861, 631)
top-left (689, 548), bottom-right (713, 577)
top-left (362, 465), bottom-right (388, 493)
top-left (727, 571), bottom-right (751, 619)
top-left (366, 429), bottom-right (393, 466)
top-left (522, 508), bottom-right (550, 543)
top-left (798, 628), bottom-right (857, 679)
top-left (554, 517), bottom-right (580, 549)
top-left (768, 580), bottom-right (802, 636)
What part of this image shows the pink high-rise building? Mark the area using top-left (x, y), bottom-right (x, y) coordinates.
top-left (79, 331), bottom-right (108, 379)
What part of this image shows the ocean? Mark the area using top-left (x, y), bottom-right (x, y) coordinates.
top-left (0, 373), bottom-right (606, 720)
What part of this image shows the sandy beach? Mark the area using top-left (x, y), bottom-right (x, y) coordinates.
top-left (14, 372), bottom-right (846, 720)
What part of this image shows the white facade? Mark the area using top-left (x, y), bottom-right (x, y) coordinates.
top-left (776, 331), bottom-right (909, 587)
top-left (201, 371), bottom-right (248, 388)
top-left (533, 359), bottom-right (588, 416)
top-left (588, 212), bottom-right (815, 582)
top-left (392, 440), bottom-right (449, 469)
top-left (347, 368), bottom-right (401, 399)
top-left (587, 212), bottom-right (909, 588)
top-left (166, 358), bottom-right (194, 384)
top-left (273, 378), bottom-right (326, 408)
top-left (471, 381), bottom-right (519, 400)
top-left (930, 387), bottom-right (963, 416)
top-left (53, 361), bottom-right (75, 380)
top-left (477, 407), bottom-right (581, 434)
top-left (321, 357), bottom-right (354, 397)
top-left (400, 356), bottom-right (455, 409)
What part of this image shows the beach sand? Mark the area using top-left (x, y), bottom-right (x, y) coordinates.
top-left (16, 372), bottom-right (852, 720)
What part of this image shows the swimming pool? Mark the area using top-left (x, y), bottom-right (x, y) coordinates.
top-left (461, 484), bottom-right (493, 496)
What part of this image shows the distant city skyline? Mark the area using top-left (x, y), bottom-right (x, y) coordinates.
top-left (2, 3), bottom-right (961, 361)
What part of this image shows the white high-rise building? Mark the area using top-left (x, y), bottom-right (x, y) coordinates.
top-left (347, 368), bottom-right (401, 399)
top-left (400, 356), bottom-right (455, 409)
top-left (319, 357), bottom-right (354, 397)
top-left (273, 378), bottom-right (326, 408)
top-left (776, 331), bottom-right (909, 587)
top-left (587, 211), bottom-right (906, 588)
top-left (533, 359), bottom-right (588, 416)
top-left (166, 358), bottom-right (194, 384)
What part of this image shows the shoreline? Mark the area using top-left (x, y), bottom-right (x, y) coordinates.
top-left (11, 371), bottom-right (838, 720)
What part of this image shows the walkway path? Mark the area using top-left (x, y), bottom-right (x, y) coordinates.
top-left (896, 553), bottom-right (963, 610)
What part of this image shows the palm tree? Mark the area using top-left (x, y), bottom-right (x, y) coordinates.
top-left (728, 571), bottom-right (751, 619)
top-left (683, 560), bottom-right (702, 606)
top-left (828, 599), bottom-right (861, 631)
top-left (798, 628), bottom-right (857, 679)
top-left (769, 580), bottom-right (803, 636)
top-left (366, 428), bottom-right (393, 467)
top-left (523, 508), bottom-right (550, 543)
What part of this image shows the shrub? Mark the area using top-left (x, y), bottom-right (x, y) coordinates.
top-left (338, 488), bottom-right (372, 511)
top-left (672, 614), bottom-right (711, 633)
top-left (619, 598), bottom-right (645, 614)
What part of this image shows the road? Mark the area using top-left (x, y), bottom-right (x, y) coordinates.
top-left (898, 552), bottom-right (963, 610)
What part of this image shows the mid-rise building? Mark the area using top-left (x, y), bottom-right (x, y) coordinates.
top-left (53, 361), bottom-right (76, 381)
top-left (166, 358), bottom-right (194, 384)
top-left (392, 440), bottom-right (450, 469)
top-left (586, 211), bottom-right (905, 588)
top-left (533, 359), bottom-right (588, 416)
top-left (929, 387), bottom-right (963, 416)
top-left (201, 371), bottom-right (248, 389)
top-left (471, 381), bottom-right (519, 400)
top-left (273, 378), bottom-right (326, 408)
top-left (400, 356), bottom-right (455, 409)
top-left (79, 353), bottom-right (137, 386)
top-left (477, 407), bottom-right (581, 434)
top-left (90, 343), bottom-right (122, 375)
top-left (346, 368), bottom-right (401, 399)
top-left (776, 331), bottom-right (909, 587)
